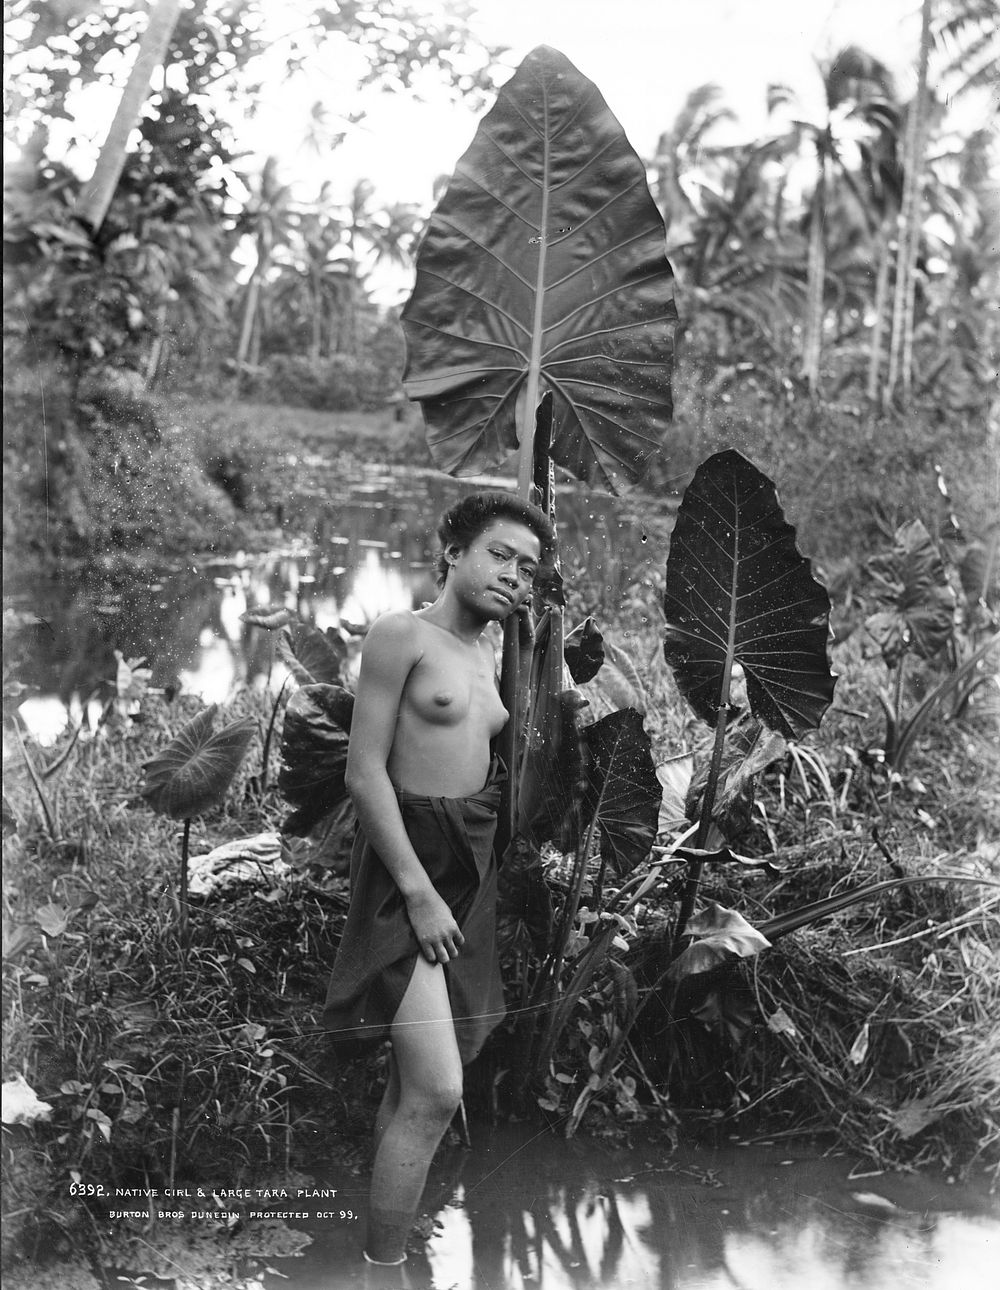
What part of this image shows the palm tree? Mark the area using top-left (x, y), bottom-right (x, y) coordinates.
top-left (770, 46), bottom-right (898, 395)
top-left (75, 0), bottom-right (183, 233)
top-left (336, 180), bottom-right (420, 356)
top-left (913, 126), bottom-right (1000, 409)
top-left (651, 84), bottom-right (736, 248)
top-left (271, 184), bottom-right (350, 360)
top-left (885, 0), bottom-right (934, 408)
top-left (233, 156), bottom-right (294, 382)
top-left (859, 108), bottom-right (905, 399)
top-left (933, 0), bottom-right (1000, 95)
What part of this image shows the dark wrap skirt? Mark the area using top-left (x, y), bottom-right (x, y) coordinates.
top-left (322, 759), bottom-right (506, 1066)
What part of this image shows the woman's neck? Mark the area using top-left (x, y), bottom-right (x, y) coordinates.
top-left (416, 593), bottom-right (486, 645)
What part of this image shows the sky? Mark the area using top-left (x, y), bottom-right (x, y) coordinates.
top-left (242, 0), bottom-right (929, 210)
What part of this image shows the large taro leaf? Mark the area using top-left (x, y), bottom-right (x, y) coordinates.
top-left (518, 608), bottom-right (587, 848)
top-left (277, 622), bottom-right (348, 687)
top-left (662, 450), bottom-right (835, 739)
top-left (577, 708), bottom-right (660, 875)
top-left (278, 684), bottom-right (354, 836)
top-left (140, 705), bottom-right (255, 821)
top-left (401, 45), bottom-right (678, 493)
top-left (564, 616), bottom-right (605, 684)
top-left (865, 519), bottom-right (956, 666)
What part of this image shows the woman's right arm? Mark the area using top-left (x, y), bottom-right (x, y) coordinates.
top-left (344, 613), bottom-right (464, 964)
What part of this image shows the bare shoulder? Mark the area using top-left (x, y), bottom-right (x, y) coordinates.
top-left (360, 611), bottom-right (424, 670)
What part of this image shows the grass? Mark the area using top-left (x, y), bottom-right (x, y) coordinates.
top-left (1, 689), bottom-right (360, 1268)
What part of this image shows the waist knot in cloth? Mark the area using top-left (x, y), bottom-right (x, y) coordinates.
top-left (322, 759), bottom-right (506, 1065)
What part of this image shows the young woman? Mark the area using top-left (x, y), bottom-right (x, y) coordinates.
top-left (322, 491), bottom-right (554, 1270)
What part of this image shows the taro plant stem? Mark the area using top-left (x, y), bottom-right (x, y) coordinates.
top-left (673, 537), bottom-right (742, 952)
top-left (889, 652), bottom-right (906, 765)
top-left (179, 818), bottom-right (192, 949)
top-left (14, 718), bottom-right (58, 840)
top-left (260, 676), bottom-right (291, 796)
top-left (672, 698), bottom-right (734, 953)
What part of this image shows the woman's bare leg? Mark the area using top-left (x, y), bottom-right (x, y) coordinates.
top-left (373, 1051), bottom-right (400, 1155)
top-left (365, 957), bottom-right (462, 1264)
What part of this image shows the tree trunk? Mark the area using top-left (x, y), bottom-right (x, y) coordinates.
top-left (144, 303), bottom-right (168, 389)
top-left (885, 0), bottom-right (933, 407)
top-left (900, 4), bottom-right (933, 405)
top-left (75, 0), bottom-right (183, 233)
top-left (801, 154), bottom-right (827, 395)
top-left (866, 218), bottom-right (892, 401)
top-left (309, 267), bottom-right (322, 362)
top-left (235, 273), bottom-right (261, 390)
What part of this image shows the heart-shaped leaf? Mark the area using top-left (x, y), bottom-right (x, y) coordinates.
top-left (518, 609), bottom-right (586, 848)
top-left (242, 607), bottom-right (298, 631)
top-left (685, 718), bottom-right (787, 840)
top-left (667, 901), bottom-right (771, 981)
top-left (663, 450), bottom-right (835, 739)
top-left (277, 622), bottom-right (348, 687)
top-left (114, 651), bottom-right (151, 705)
top-left (401, 44), bottom-right (678, 492)
top-left (865, 520), bottom-right (956, 666)
top-left (578, 708), bottom-right (660, 875)
top-left (35, 903), bottom-right (73, 937)
top-left (564, 617), bottom-right (605, 684)
top-left (278, 684), bottom-right (355, 836)
top-left (140, 705), bottom-right (255, 820)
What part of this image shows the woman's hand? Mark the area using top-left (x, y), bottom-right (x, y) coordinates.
top-left (405, 888), bottom-right (464, 964)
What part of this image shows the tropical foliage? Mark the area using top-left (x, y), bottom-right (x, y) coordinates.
top-left (262, 47), bottom-right (996, 1135)
top-left (4, 1), bottom-right (996, 424)
top-left (2, 13), bottom-right (999, 1275)
top-left (3, 0), bottom-right (500, 405)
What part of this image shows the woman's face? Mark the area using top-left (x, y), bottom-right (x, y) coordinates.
top-left (448, 519), bottom-right (542, 620)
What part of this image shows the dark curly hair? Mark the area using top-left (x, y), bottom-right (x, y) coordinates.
top-left (434, 491), bottom-right (555, 586)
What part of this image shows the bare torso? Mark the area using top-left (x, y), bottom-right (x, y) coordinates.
top-left (386, 613), bottom-right (507, 797)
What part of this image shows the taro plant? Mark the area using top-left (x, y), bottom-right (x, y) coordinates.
top-left (139, 704), bottom-right (255, 941)
top-left (661, 450), bottom-right (837, 948)
top-left (864, 518), bottom-right (1000, 769)
top-left (503, 450), bottom-right (834, 1124)
top-left (239, 605), bottom-right (299, 795)
top-left (400, 44), bottom-right (679, 856)
top-left (3, 650), bottom-right (148, 842)
top-left (239, 608), bottom-right (356, 804)
top-left (271, 46), bottom-right (993, 1129)
top-left (272, 619), bottom-right (357, 870)
top-left (497, 448), bottom-right (995, 1128)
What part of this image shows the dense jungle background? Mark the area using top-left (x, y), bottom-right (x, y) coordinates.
top-left (2, 1), bottom-right (998, 1285)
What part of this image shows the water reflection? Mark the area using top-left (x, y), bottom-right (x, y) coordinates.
top-left (254, 1131), bottom-right (998, 1290)
top-left (6, 468), bottom-right (665, 745)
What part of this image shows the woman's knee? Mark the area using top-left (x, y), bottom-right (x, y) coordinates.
top-left (401, 1069), bottom-right (463, 1125)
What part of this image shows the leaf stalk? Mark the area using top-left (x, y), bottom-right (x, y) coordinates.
top-left (673, 700), bottom-right (734, 951)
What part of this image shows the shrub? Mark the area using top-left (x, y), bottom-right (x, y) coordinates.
top-left (247, 353), bottom-right (395, 412)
